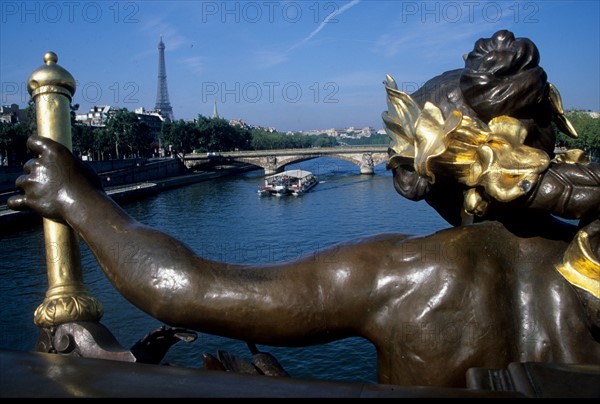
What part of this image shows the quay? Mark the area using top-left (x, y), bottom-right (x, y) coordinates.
top-left (0, 164), bottom-right (257, 235)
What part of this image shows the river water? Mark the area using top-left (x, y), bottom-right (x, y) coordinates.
top-left (0, 157), bottom-right (449, 384)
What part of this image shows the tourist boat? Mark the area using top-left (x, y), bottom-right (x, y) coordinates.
top-left (258, 169), bottom-right (318, 197)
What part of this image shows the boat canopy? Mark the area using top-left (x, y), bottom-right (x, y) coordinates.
top-left (265, 169), bottom-right (314, 181)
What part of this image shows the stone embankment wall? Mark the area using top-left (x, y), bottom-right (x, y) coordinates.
top-left (0, 157), bottom-right (186, 192)
top-left (93, 158), bottom-right (186, 189)
top-left (0, 166), bottom-right (22, 193)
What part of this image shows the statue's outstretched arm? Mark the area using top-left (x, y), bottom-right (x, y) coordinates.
top-left (7, 135), bottom-right (378, 345)
top-left (525, 161), bottom-right (600, 223)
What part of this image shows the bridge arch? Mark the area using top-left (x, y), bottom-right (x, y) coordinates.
top-left (184, 146), bottom-right (390, 175)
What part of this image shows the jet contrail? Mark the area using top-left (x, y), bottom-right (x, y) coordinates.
top-left (290, 0), bottom-right (361, 51)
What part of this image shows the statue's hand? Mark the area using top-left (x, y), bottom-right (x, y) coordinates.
top-left (7, 135), bottom-right (104, 222)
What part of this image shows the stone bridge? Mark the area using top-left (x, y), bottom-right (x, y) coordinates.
top-left (183, 146), bottom-right (390, 175)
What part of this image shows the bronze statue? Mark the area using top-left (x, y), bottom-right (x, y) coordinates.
top-left (8, 30), bottom-right (599, 388)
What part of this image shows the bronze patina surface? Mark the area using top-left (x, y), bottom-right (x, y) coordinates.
top-left (8, 30), bottom-right (599, 390)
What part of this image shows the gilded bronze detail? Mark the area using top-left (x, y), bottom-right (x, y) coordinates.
top-left (27, 52), bottom-right (103, 328)
top-left (384, 75), bottom-right (555, 216)
top-left (556, 229), bottom-right (600, 299)
top-left (33, 294), bottom-right (104, 328)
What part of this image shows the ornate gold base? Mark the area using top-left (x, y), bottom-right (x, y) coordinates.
top-left (34, 293), bottom-right (103, 328)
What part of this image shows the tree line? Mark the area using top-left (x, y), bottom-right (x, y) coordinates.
top-left (157, 115), bottom-right (340, 158)
top-left (1, 106), bottom-right (598, 166)
top-left (555, 110), bottom-right (600, 162)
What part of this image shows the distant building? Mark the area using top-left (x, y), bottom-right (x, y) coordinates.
top-left (75, 105), bottom-right (165, 140)
top-left (0, 104), bottom-right (28, 124)
top-left (569, 110), bottom-right (600, 119)
top-left (212, 100), bottom-right (219, 119)
top-left (301, 126), bottom-right (376, 138)
top-left (228, 118), bottom-right (248, 129)
top-left (75, 105), bottom-right (114, 127)
top-left (135, 107), bottom-right (165, 139)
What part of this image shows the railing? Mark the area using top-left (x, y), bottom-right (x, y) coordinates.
top-left (184, 145), bottom-right (389, 160)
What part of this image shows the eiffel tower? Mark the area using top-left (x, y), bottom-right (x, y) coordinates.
top-left (154, 36), bottom-right (174, 121)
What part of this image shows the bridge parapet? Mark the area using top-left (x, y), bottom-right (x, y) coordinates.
top-left (184, 146), bottom-right (390, 175)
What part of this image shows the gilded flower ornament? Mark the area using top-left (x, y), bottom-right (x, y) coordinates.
top-left (383, 75), bottom-right (551, 216)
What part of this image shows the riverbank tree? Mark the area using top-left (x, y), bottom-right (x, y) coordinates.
top-left (556, 111), bottom-right (600, 162)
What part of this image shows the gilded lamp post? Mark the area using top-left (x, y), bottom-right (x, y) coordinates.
top-left (28, 52), bottom-right (103, 328)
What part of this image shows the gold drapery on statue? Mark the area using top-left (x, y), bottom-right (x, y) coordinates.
top-left (382, 74), bottom-right (551, 217)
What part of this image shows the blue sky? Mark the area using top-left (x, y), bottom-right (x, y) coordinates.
top-left (1, 0), bottom-right (599, 132)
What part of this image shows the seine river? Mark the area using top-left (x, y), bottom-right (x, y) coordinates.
top-left (0, 157), bottom-right (449, 385)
